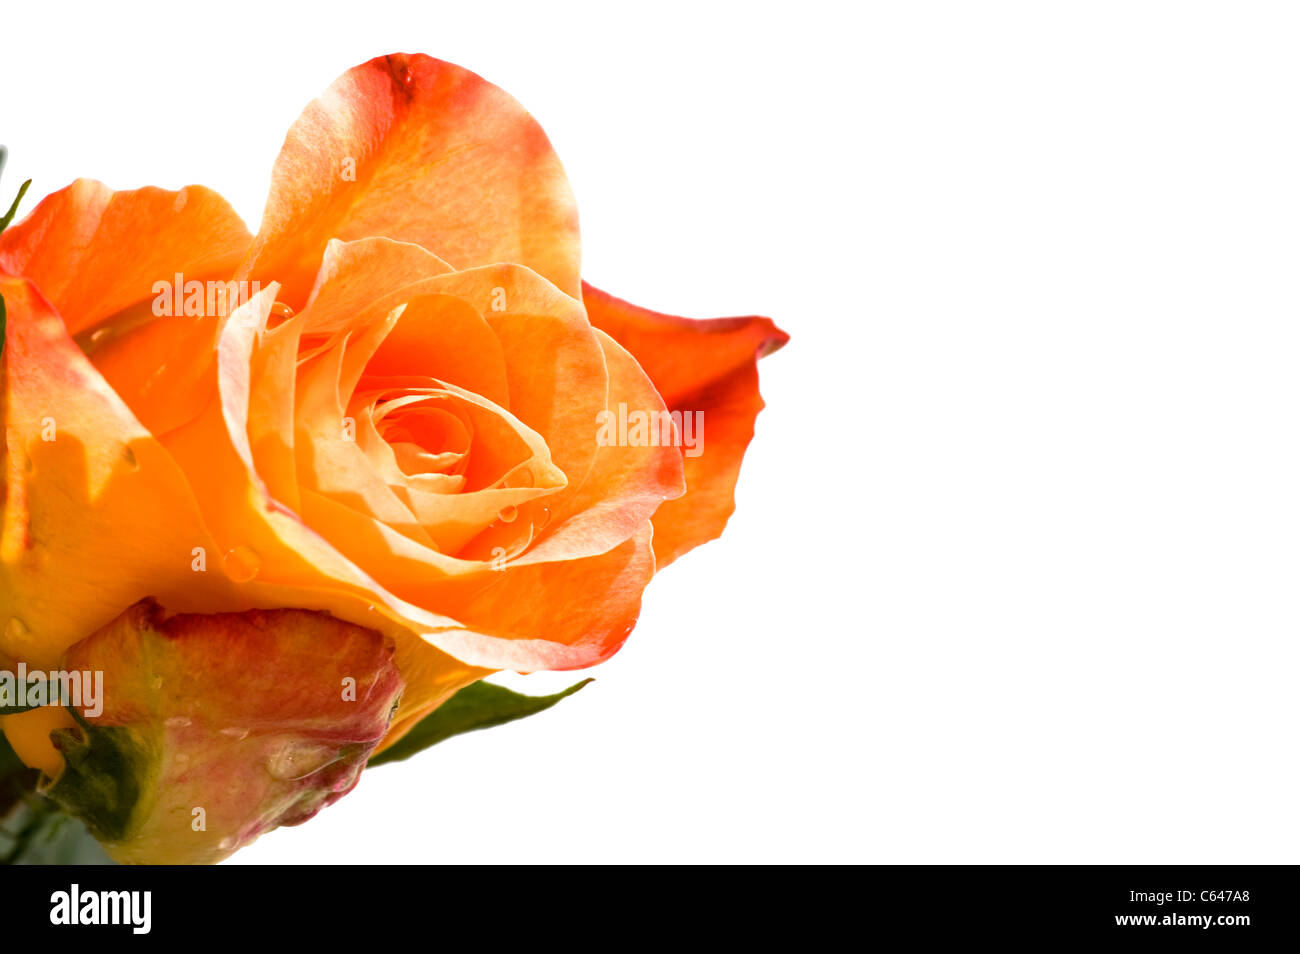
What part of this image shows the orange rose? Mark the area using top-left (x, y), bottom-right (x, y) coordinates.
top-left (0, 53), bottom-right (785, 860)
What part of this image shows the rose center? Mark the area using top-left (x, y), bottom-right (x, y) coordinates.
top-left (373, 397), bottom-right (471, 478)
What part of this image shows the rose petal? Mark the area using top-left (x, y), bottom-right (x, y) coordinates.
top-left (0, 277), bottom-right (236, 669)
top-left (301, 237), bottom-right (456, 336)
top-left (0, 181), bottom-right (252, 437)
top-left (245, 237), bottom-right (459, 511)
top-left (418, 265), bottom-right (608, 505)
top-left (0, 179), bottom-right (251, 335)
top-left (365, 293), bottom-right (510, 409)
top-left (240, 54), bottom-right (581, 305)
top-left (292, 341), bottom-right (437, 549)
top-left (79, 305), bottom-right (224, 437)
top-left (582, 282), bottom-right (788, 566)
top-left (501, 329), bottom-right (686, 566)
top-left (431, 522), bottom-right (657, 672)
top-left (292, 300), bottom-right (565, 556)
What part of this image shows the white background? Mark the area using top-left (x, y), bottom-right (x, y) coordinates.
top-left (3, 1), bottom-right (1299, 863)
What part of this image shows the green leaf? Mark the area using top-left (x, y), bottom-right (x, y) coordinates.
top-left (0, 730), bottom-right (35, 825)
top-left (0, 178), bottom-right (30, 235)
top-left (369, 678), bottom-right (593, 767)
top-left (0, 730), bottom-right (21, 779)
top-left (0, 143), bottom-right (32, 237)
top-left (0, 732), bottom-right (116, 864)
top-left (2, 798), bottom-right (118, 865)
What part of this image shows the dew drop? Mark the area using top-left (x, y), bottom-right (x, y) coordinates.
top-left (164, 715), bottom-right (192, 729)
top-left (81, 326), bottom-right (114, 353)
top-left (265, 742), bottom-right (339, 781)
top-left (222, 545), bottom-right (262, 582)
top-left (497, 505), bottom-right (518, 524)
top-left (151, 676), bottom-right (164, 691)
top-left (217, 836), bottom-right (236, 852)
top-left (267, 301), bottom-right (295, 328)
top-left (220, 726), bottom-right (249, 741)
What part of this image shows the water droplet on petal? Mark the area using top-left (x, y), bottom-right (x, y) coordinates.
top-left (222, 545), bottom-right (261, 582)
top-left (79, 326), bottom-right (115, 354)
top-left (151, 676), bottom-right (164, 691)
top-left (265, 742), bottom-right (340, 781)
top-left (217, 836), bottom-right (236, 852)
top-left (220, 726), bottom-right (249, 741)
top-left (164, 716), bottom-right (192, 729)
top-left (497, 505), bottom-right (518, 524)
top-left (267, 301), bottom-right (295, 328)
top-left (533, 505), bottom-right (552, 530)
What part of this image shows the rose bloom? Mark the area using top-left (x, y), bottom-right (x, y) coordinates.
top-left (0, 54), bottom-right (785, 860)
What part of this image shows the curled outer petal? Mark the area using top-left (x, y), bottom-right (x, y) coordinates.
top-left (582, 282), bottom-right (788, 566)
